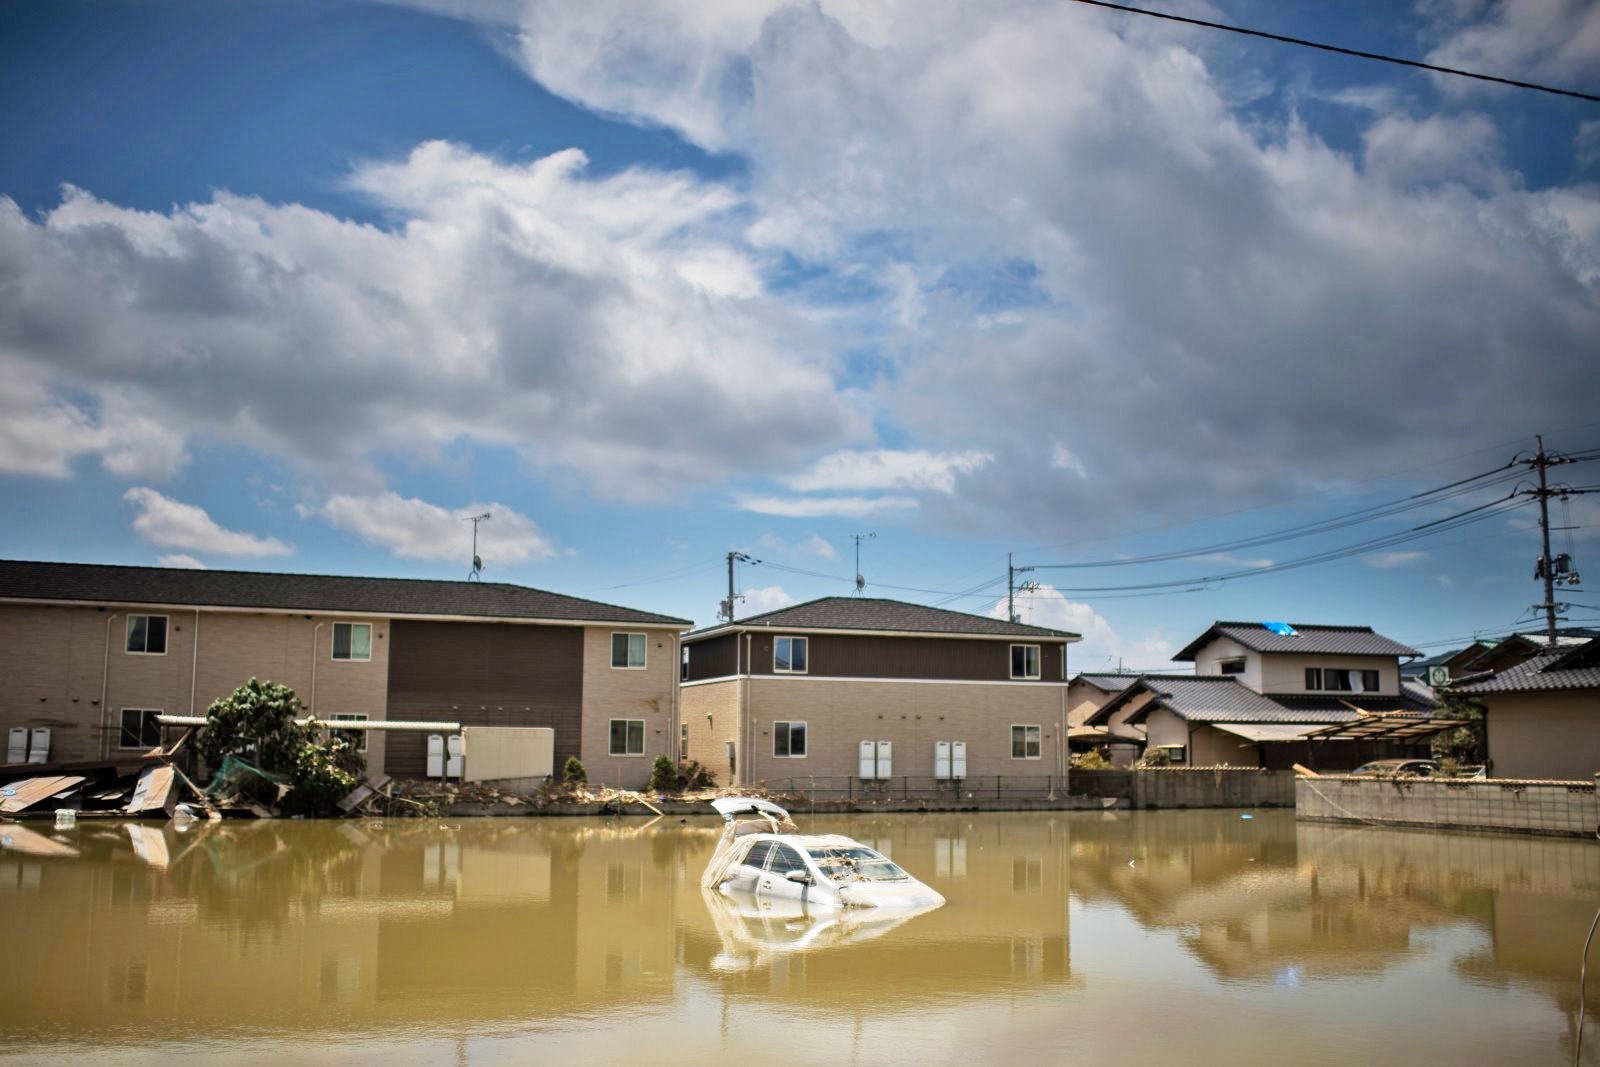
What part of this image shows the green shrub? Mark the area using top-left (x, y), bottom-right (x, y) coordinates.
top-left (287, 736), bottom-right (363, 815)
top-left (1072, 749), bottom-right (1109, 770)
top-left (198, 677), bottom-right (308, 773)
top-left (563, 756), bottom-right (588, 785)
top-left (678, 759), bottom-right (716, 790)
top-left (647, 754), bottom-right (677, 792)
top-left (1135, 747), bottom-right (1171, 768)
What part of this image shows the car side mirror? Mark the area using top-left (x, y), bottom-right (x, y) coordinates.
top-left (785, 869), bottom-right (812, 885)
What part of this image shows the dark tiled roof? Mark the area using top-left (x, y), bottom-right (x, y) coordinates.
top-left (1071, 673), bottom-right (1147, 692)
top-left (685, 596), bottom-right (1078, 640)
top-left (1453, 638), bottom-right (1600, 694)
top-left (0, 559), bottom-right (690, 626)
top-left (1173, 621), bottom-right (1420, 660)
top-left (1094, 674), bottom-right (1438, 727)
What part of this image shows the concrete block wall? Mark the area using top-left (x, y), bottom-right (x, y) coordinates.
top-left (1069, 768), bottom-right (1296, 808)
top-left (1295, 776), bottom-right (1600, 838)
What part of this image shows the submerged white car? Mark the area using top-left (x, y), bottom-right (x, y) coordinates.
top-left (701, 797), bottom-right (946, 911)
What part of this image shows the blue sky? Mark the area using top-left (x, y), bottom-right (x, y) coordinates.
top-left (1, 0), bottom-right (1597, 668)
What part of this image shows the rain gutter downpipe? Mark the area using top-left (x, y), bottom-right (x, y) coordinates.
top-left (99, 612), bottom-right (120, 758)
top-left (310, 622), bottom-right (325, 715)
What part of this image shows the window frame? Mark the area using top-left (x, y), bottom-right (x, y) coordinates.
top-left (125, 614), bottom-right (169, 657)
top-left (1010, 644), bottom-right (1042, 680)
top-left (1323, 668), bottom-right (1353, 692)
top-left (611, 632), bottom-right (647, 670)
top-left (1359, 669), bottom-right (1380, 692)
top-left (331, 622), bottom-right (373, 662)
top-left (773, 635), bottom-right (809, 674)
top-left (1218, 657), bottom-right (1246, 675)
top-left (1304, 667), bottom-right (1322, 690)
top-left (608, 718), bottom-right (646, 757)
top-left (680, 645), bottom-right (690, 682)
top-left (773, 720), bottom-right (808, 758)
top-left (331, 712), bottom-right (369, 756)
top-left (118, 708), bottom-right (163, 750)
top-left (679, 722), bottom-right (689, 760)
top-left (1011, 723), bottom-right (1042, 760)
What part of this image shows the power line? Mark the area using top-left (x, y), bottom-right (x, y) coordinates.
top-left (1027, 463), bottom-right (1524, 571)
top-left (1063, 0), bottom-right (1600, 103)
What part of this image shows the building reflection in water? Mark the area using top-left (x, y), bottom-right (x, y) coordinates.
top-left (0, 810), bottom-right (1595, 1061)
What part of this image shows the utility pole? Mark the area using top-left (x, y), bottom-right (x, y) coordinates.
top-left (850, 533), bottom-right (875, 595)
top-left (721, 551), bottom-right (751, 622)
top-left (1535, 435), bottom-right (1558, 647)
top-left (1007, 553), bottom-right (1037, 624)
top-left (1515, 435), bottom-right (1591, 647)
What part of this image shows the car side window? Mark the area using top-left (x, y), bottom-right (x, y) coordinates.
top-left (767, 843), bottom-right (806, 874)
top-left (744, 841), bottom-right (774, 870)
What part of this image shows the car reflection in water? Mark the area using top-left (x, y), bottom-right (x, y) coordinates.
top-left (702, 887), bottom-right (944, 973)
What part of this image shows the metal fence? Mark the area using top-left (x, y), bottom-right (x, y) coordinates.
top-left (765, 775), bottom-right (1063, 801)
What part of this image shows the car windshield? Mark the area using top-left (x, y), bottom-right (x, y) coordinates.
top-left (806, 846), bottom-right (908, 882)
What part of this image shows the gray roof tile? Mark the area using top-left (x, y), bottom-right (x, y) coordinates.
top-left (686, 596), bottom-right (1078, 640)
top-left (0, 559), bottom-right (690, 626)
top-left (1173, 621), bottom-right (1420, 660)
top-left (1453, 638), bottom-right (1600, 694)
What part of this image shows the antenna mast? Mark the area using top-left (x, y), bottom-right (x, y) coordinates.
top-left (850, 532), bottom-right (876, 595)
top-left (465, 512), bottom-right (491, 581)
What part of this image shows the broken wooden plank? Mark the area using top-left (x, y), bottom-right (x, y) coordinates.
top-left (125, 766), bottom-right (178, 817)
top-left (336, 775), bottom-right (392, 814)
top-left (0, 775), bottom-right (88, 814)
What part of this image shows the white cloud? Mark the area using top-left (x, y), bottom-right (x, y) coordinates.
top-left (1423, 0), bottom-right (1600, 96)
top-left (1049, 445), bottom-right (1088, 481)
top-left (754, 532), bottom-right (839, 559)
top-left (986, 583), bottom-right (1175, 672)
top-left (1362, 112), bottom-right (1503, 189)
top-left (799, 533), bottom-right (838, 559)
top-left (0, 373), bottom-right (188, 481)
top-left (1366, 550), bottom-right (1430, 569)
top-left (157, 554), bottom-right (207, 569)
top-left (309, 492), bottom-right (556, 564)
top-left (124, 488), bottom-right (291, 557)
top-left (783, 448), bottom-right (992, 493)
top-left (742, 585), bottom-right (795, 614)
top-left (392, 0), bottom-right (1600, 538)
top-left (0, 143), bottom-right (864, 498)
top-left (734, 494), bottom-right (918, 518)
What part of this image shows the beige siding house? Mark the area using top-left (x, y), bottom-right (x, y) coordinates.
top-left (679, 597), bottom-right (1079, 788)
top-left (0, 560), bottom-right (689, 786)
top-left (1454, 638), bottom-right (1600, 781)
top-left (1086, 621), bottom-right (1437, 769)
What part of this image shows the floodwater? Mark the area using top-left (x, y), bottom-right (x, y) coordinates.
top-left (1, 811), bottom-right (1597, 1066)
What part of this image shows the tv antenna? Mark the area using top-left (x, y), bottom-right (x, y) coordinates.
top-left (850, 532), bottom-right (875, 595)
top-left (465, 512), bottom-right (491, 581)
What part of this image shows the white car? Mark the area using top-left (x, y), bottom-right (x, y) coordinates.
top-left (702, 797), bottom-right (946, 911)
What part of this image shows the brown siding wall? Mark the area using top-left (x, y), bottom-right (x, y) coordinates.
top-left (385, 620), bottom-right (583, 777)
top-left (684, 633), bottom-right (739, 682)
top-left (578, 627), bottom-right (679, 789)
top-left (735, 631), bottom-right (1066, 682)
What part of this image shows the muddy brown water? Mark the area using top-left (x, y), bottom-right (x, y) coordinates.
top-left (1, 810), bottom-right (1597, 1065)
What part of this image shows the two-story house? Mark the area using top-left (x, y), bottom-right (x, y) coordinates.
top-left (679, 597), bottom-right (1080, 787)
top-left (1084, 621), bottom-right (1438, 769)
top-left (0, 560), bottom-right (690, 786)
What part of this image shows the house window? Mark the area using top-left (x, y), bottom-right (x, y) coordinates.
top-left (609, 719), bottom-right (645, 756)
top-left (332, 713), bottom-right (368, 755)
top-left (332, 623), bottom-right (372, 661)
top-left (679, 722), bottom-right (688, 760)
top-left (1011, 645), bottom-right (1041, 680)
top-left (774, 721), bottom-right (807, 758)
top-left (125, 615), bottom-right (168, 656)
top-left (1219, 658), bottom-right (1246, 675)
top-left (1323, 669), bottom-right (1352, 692)
top-left (1160, 744), bottom-right (1188, 765)
top-left (119, 709), bottom-right (162, 750)
top-left (1012, 724), bottom-right (1042, 759)
top-left (1357, 670), bottom-right (1380, 692)
top-left (1305, 668), bottom-right (1322, 690)
top-left (681, 646), bottom-right (690, 681)
top-left (611, 633), bottom-right (647, 669)
top-left (774, 636), bottom-right (808, 673)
